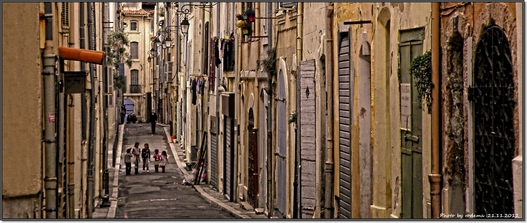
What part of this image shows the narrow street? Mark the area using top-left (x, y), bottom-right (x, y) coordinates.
top-left (114, 123), bottom-right (234, 219)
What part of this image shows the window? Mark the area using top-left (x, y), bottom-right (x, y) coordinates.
top-left (130, 42), bottom-right (138, 59)
top-left (130, 70), bottom-right (139, 93)
top-left (130, 20), bottom-right (138, 31)
top-left (222, 34), bottom-right (235, 72)
top-left (242, 2), bottom-right (253, 12)
top-left (150, 19), bottom-right (154, 33)
top-left (61, 3), bottom-right (69, 27)
top-left (277, 2), bottom-right (296, 8)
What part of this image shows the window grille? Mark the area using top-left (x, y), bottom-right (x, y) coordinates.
top-left (130, 70), bottom-right (140, 93)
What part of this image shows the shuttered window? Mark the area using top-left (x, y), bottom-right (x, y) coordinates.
top-left (277, 2), bottom-right (296, 8)
top-left (130, 42), bottom-right (138, 59)
top-left (61, 3), bottom-right (69, 27)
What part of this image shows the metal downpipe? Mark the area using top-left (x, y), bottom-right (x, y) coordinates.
top-left (266, 2), bottom-right (274, 218)
top-left (43, 2), bottom-right (58, 218)
top-left (429, 2), bottom-right (442, 219)
top-left (86, 2), bottom-right (96, 218)
top-left (324, 2), bottom-right (335, 219)
top-left (101, 2), bottom-right (111, 208)
top-left (293, 2), bottom-right (303, 219)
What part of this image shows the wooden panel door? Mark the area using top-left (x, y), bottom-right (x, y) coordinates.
top-left (399, 28), bottom-right (424, 218)
top-left (298, 59), bottom-right (317, 218)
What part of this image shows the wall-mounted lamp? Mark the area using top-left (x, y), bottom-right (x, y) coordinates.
top-left (163, 37), bottom-right (172, 48)
top-left (155, 37), bottom-right (162, 47)
top-left (180, 17), bottom-right (190, 35)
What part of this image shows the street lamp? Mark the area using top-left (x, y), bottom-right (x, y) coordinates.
top-left (155, 37), bottom-right (162, 47)
top-left (180, 17), bottom-right (190, 35)
top-left (164, 37), bottom-right (173, 48)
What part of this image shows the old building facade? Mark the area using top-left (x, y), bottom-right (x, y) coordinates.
top-left (2, 2), bottom-right (523, 219)
top-left (3, 2), bottom-right (120, 219)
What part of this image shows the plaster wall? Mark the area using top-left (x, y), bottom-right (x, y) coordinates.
top-left (2, 2), bottom-right (43, 218)
top-left (335, 2), bottom-right (377, 218)
top-left (439, 2), bottom-right (521, 217)
top-left (365, 2), bottom-right (433, 218)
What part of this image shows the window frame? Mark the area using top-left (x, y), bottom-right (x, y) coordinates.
top-left (130, 42), bottom-right (139, 59)
top-left (130, 20), bottom-right (138, 31)
top-left (130, 69), bottom-right (140, 93)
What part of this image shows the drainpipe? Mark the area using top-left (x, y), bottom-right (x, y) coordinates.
top-left (43, 2), bottom-right (58, 218)
top-left (100, 2), bottom-right (111, 208)
top-left (429, 2), bottom-right (442, 219)
top-left (234, 2), bottom-right (240, 203)
top-left (79, 3), bottom-right (87, 217)
top-left (67, 95), bottom-right (75, 218)
top-left (215, 2), bottom-right (221, 187)
top-left (266, 2), bottom-right (274, 217)
top-left (86, 2), bottom-right (96, 218)
top-left (293, 2), bottom-right (303, 219)
top-left (324, 2), bottom-right (335, 219)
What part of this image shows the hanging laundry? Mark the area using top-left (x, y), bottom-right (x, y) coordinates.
top-left (215, 38), bottom-right (222, 67)
top-left (197, 78), bottom-right (202, 95)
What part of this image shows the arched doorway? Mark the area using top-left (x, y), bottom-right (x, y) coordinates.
top-left (124, 98), bottom-right (135, 123)
top-left (472, 24), bottom-right (515, 215)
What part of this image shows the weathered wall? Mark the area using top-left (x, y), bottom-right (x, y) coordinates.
top-left (274, 7), bottom-right (298, 218)
top-left (370, 2), bottom-right (433, 218)
top-left (512, 2), bottom-right (522, 218)
top-left (440, 2), bottom-right (521, 217)
top-left (335, 2), bottom-right (376, 218)
top-left (2, 2), bottom-right (43, 218)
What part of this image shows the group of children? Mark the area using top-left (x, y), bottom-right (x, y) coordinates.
top-left (123, 142), bottom-right (168, 175)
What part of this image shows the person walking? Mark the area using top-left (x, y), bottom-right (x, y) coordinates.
top-left (141, 143), bottom-right (151, 173)
top-left (123, 148), bottom-right (132, 175)
top-left (160, 150), bottom-right (168, 173)
top-left (131, 142), bottom-right (141, 174)
top-left (150, 109), bottom-right (158, 134)
top-left (153, 149), bottom-right (161, 173)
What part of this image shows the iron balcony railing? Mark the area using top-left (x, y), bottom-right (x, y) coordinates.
top-left (129, 84), bottom-right (140, 93)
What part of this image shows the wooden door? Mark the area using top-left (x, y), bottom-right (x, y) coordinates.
top-left (298, 59), bottom-right (317, 218)
top-left (399, 28), bottom-right (424, 219)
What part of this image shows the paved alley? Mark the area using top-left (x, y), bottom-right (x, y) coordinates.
top-left (113, 123), bottom-right (234, 219)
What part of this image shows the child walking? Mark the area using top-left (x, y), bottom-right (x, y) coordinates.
top-left (153, 149), bottom-right (161, 173)
top-left (160, 151), bottom-right (168, 173)
top-left (141, 143), bottom-right (151, 173)
top-left (124, 148), bottom-right (132, 175)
